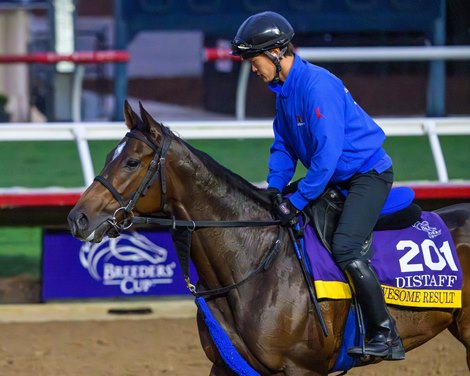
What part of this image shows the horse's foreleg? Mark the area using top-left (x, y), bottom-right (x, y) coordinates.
top-left (198, 313), bottom-right (240, 376)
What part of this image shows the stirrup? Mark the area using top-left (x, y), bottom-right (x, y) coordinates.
top-left (348, 337), bottom-right (405, 361)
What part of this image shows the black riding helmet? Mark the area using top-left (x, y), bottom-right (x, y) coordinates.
top-left (232, 11), bottom-right (294, 59)
top-left (231, 11), bottom-right (294, 83)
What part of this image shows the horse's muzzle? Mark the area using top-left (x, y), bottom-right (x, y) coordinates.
top-left (68, 210), bottom-right (121, 242)
top-left (68, 211), bottom-right (89, 239)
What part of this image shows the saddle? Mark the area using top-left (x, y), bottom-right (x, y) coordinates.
top-left (297, 186), bottom-right (422, 253)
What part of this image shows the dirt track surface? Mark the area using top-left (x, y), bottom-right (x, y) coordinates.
top-left (0, 317), bottom-right (467, 376)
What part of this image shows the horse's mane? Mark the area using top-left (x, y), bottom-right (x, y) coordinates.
top-left (181, 139), bottom-right (273, 209)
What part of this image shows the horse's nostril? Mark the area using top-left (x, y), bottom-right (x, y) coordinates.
top-left (77, 213), bottom-right (89, 231)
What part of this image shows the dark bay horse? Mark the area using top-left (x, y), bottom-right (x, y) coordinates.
top-left (68, 102), bottom-right (470, 375)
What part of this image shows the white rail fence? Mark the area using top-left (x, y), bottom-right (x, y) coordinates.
top-left (0, 117), bottom-right (469, 187)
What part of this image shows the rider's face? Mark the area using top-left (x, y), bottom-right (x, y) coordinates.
top-left (248, 53), bottom-right (276, 83)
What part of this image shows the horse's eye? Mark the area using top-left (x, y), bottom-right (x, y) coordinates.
top-left (125, 159), bottom-right (140, 169)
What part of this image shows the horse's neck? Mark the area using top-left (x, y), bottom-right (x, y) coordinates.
top-left (169, 147), bottom-right (270, 222)
top-left (169, 156), bottom-right (275, 291)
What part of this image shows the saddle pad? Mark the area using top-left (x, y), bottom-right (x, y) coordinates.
top-left (304, 211), bottom-right (462, 308)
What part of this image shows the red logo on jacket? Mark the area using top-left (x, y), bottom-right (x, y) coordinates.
top-left (315, 107), bottom-right (325, 120)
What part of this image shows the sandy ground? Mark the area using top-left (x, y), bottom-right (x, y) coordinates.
top-left (0, 316), bottom-right (467, 376)
top-left (0, 277), bottom-right (467, 375)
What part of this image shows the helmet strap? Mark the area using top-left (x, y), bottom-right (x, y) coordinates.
top-left (263, 46), bottom-right (287, 83)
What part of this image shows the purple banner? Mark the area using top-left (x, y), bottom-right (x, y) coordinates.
top-left (42, 229), bottom-right (197, 301)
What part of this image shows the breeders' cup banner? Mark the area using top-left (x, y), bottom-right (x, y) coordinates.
top-left (42, 230), bottom-right (197, 300)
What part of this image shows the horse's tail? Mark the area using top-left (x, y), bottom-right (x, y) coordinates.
top-left (436, 203), bottom-right (470, 371)
top-left (435, 203), bottom-right (470, 236)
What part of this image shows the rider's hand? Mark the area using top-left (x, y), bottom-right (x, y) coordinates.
top-left (266, 187), bottom-right (281, 202)
top-left (275, 198), bottom-right (299, 227)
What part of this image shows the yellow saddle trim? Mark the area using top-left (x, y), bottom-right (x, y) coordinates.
top-left (382, 285), bottom-right (461, 308)
top-left (313, 280), bottom-right (462, 308)
top-left (314, 280), bottom-right (352, 300)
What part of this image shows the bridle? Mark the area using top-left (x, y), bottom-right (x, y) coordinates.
top-left (94, 127), bottom-right (172, 234)
top-left (92, 126), bottom-right (283, 298)
top-left (94, 126), bottom-right (281, 234)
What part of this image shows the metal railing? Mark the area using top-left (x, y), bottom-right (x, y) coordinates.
top-left (223, 45), bottom-right (470, 120)
top-left (0, 117), bottom-right (469, 187)
top-left (0, 50), bottom-right (129, 122)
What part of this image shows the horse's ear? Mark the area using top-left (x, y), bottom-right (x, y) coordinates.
top-left (139, 102), bottom-right (165, 136)
top-left (124, 100), bottom-right (140, 130)
top-left (139, 102), bottom-right (155, 126)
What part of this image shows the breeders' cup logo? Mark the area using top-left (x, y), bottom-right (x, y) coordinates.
top-left (79, 232), bottom-right (177, 294)
top-left (412, 220), bottom-right (442, 239)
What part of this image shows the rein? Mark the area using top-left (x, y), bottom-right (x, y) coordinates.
top-left (93, 127), bottom-right (282, 298)
top-left (183, 228), bottom-right (284, 298)
top-left (132, 216), bottom-right (279, 229)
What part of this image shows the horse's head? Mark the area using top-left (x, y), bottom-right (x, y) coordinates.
top-left (68, 101), bottom-right (175, 243)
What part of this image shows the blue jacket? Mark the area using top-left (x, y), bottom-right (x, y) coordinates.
top-left (267, 54), bottom-right (392, 210)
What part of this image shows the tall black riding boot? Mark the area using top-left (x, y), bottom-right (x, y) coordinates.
top-left (344, 260), bottom-right (405, 360)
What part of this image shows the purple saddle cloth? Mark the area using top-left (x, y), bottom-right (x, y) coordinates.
top-left (304, 211), bottom-right (462, 308)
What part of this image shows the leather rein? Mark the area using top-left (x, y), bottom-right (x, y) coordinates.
top-left (93, 127), bottom-right (282, 297)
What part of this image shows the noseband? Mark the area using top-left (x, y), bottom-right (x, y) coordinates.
top-left (94, 128), bottom-right (172, 233)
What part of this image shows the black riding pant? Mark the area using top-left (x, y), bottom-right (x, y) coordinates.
top-left (332, 167), bottom-right (393, 270)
